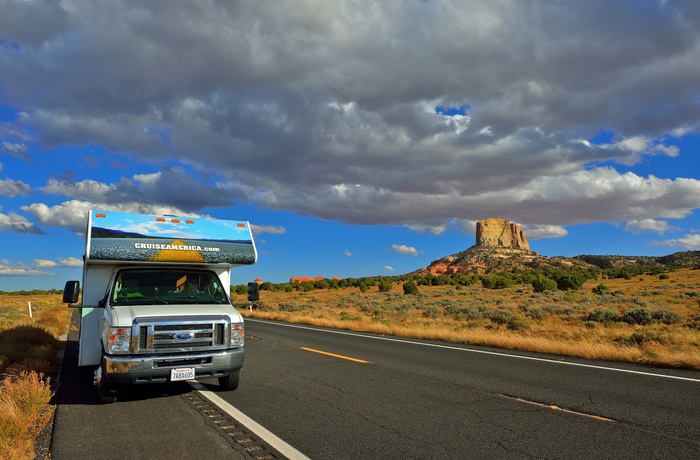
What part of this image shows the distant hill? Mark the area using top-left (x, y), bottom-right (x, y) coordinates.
top-left (413, 218), bottom-right (700, 276)
top-left (413, 246), bottom-right (700, 276)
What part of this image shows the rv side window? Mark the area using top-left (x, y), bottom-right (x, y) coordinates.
top-left (112, 269), bottom-right (229, 305)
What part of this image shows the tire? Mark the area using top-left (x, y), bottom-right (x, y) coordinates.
top-left (218, 370), bottom-right (240, 391)
top-left (97, 361), bottom-right (117, 404)
top-left (98, 379), bottom-right (117, 404)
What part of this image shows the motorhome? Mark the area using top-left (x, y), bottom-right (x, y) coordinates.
top-left (63, 210), bottom-right (257, 403)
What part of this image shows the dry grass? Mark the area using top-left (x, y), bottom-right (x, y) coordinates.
top-left (0, 294), bottom-right (72, 460)
top-left (0, 371), bottom-right (54, 460)
top-left (236, 268), bottom-right (700, 370)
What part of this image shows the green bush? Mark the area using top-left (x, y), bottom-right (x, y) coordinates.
top-left (551, 271), bottom-right (587, 290)
top-left (403, 280), bottom-right (419, 295)
top-left (531, 275), bottom-right (558, 293)
top-left (622, 308), bottom-right (653, 325)
top-left (592, 283), bottom-right (610, 295)
top-left (378, 280), bottom-right (393, 293)
top-left (651, 309), bottom-right (683, 325)
top-left (586, 308), bottom-right (620, 323)
top-left (626, 327), bottom-right (669, 345)
top-left (481, 275), bottom-right (515, 289)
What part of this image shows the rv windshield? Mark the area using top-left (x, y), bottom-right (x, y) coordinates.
top-left (112, 268), bottom-right (229, 306)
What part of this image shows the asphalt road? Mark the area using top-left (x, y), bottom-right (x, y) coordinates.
top-left (50, 313), bottom-right (700, 459)
top-left (217, 319), bottom-right (700, 459)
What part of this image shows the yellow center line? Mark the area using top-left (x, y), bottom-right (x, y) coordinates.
top-left (500, 394), bottom-right (615, 422)
top-left (301, 347), bottom-right (371, 363)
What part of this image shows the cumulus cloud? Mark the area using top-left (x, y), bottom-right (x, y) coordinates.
top-left (391, 244), bottom-right (419, 256)
top-left (651, 234), bottom-right (700, 251)
top-left (33, 257), bottom-right (83, 268)
top-left (0, 261), bottom-right (52, 276)
top-left (40, 165), bottom-right (242, 212)
top-left (58, 257), bottom-right (83, 267)
top-left (624, 219), bottom-right (675, 235)
top-left (0, 178), bottom-right (32, 197)
top-left (251, 224), bottom-right (286, 236)
top-left (0, 211), bottom-right (45, 234)
top-left (1, 0), bottom-right (700, 233)
top-left (344, 250), bottom-right (352, 257)
top-left (21, 200), bottom-right (188, 233)
top-left (1, 141), bottom-right (30, 160)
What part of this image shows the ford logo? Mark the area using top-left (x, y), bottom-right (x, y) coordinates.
top-left (173, 332), bottom-right (195, 341)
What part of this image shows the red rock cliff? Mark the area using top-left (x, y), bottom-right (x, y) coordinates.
top-left (475, 218), bottom-right (529, 250)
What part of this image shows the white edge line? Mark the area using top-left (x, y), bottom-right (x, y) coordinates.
top-left (188, 381), bottom-right (311, 460)
top-left (247, 319), bottom-right (700, 383)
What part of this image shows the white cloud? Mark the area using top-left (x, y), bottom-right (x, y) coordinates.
top-left (344, 250), bottom-right (352, 257)
top-left (33, 257), bottom-right (83, 268)
top-left (651, 234), bottom-right (700, 250)
top-left (0, 178), bottom-right (32, 197)
top-left (33, 259), bottom-right (58, 268)
top-left (384, 266), bottom-right (395, 272)
top-left (1, 141), bottom-right (30, 160)
top-left (0, 262), bottom-right (52, 277)
top-left (251, 224), bottom-right (286, 236)
top-left (0, 211), bottom-right (45, 234)
top-left (59, 257), bottom-right (83, 267)
top-left (391, 244), bottom-right (419, 256)
top-left (624, 219), bottom-right (674, 235)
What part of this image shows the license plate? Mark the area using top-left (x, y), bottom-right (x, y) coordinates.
top-left (171, 367), bottom-right (195, 381)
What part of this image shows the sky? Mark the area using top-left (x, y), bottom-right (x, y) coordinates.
top-left (1, 0), bottom-right (700, 291)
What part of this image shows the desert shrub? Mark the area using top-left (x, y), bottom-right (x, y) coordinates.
top-left (506, 314), bottom-right (529, 331)
top-left (659, 273), bottom-right (670, 280)
top-left (488, 309), bottom-right (513, 325)
top-left (523, 307), bottom-right (548, 321)
top-left (531, 275), bottom-right (558, 293)
top-left (622, 308), bottom-right (653, 325)
top-left (481, 275), bottom-right (515, 290)
top-left (422, 306), bottom-right (441, 319)
top-left (339, 311), bottom-right (362, 321)
top-left (445, 305), bottom-right (489, 321)
top-left (651, 309), bottom-right (683, 325)
top-left (584, 321), bottom-right (596, 329)
top-left (0, 371), bottom-right (55, 460)
top-left (592, 283), bottom-right (610, 295)
top-left (586, 308), bottom-right (620, 323)
top-left (550, 271), bottom-right (587, 290)
top-left (378, 280), bottom-right (393, 293)
top-left (403, 280), bottom-right (419, 295)
top-left (278, 302), bottom-right (310, 312)
top-left (0, 327), bottom-right (59, 376)
top-left (625, 327), bottom-right (669, 345)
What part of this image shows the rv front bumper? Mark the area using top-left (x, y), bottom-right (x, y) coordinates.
top-left (101, 348), bottom-right (244, 384)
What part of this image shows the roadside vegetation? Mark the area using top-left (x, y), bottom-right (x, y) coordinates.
top-left (0, 292), bottom-right (72, 460)
top-left (234, 266), bottom-right (700, 370)
top-left (1, 264), bottom-right (698, 458)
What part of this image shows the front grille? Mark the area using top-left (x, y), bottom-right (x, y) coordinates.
top-left (132, 316), bottom-right (230, 354)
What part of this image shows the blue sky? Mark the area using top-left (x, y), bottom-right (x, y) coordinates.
top-left (1, 0), bottom-right (700, 291)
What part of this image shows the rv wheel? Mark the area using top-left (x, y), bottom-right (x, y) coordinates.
top-left (218, 370), bottom-right (240, 391)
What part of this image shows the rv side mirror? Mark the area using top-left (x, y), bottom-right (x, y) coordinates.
top-left (247, 282), bottom-right (260, 302)
top-left (63, 280), bottom-right (80, 305)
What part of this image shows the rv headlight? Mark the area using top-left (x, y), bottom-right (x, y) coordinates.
top-left (107, 327), bottom-right (131, 354)
top-left (230, 323), bottom-right (244, 348)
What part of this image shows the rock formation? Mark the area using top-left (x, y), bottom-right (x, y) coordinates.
top-left (290, 276), bottom-right (325, 283)
top-left (413, 218), bottom-right (545, 276)
top-left (476, 218), bottom-right (529, 250)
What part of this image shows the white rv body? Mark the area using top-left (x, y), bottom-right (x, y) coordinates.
top-left (64, 210), bottom-right (257, 403)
